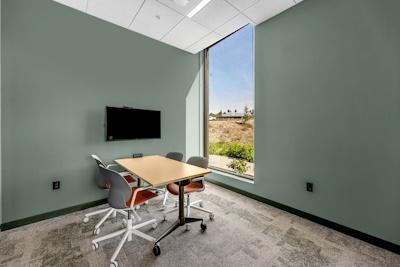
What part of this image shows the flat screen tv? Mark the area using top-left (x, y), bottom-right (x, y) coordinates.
top-left (105, 106), bottom-right (161, 141)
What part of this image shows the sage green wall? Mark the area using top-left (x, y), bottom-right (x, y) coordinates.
top-left (1, 0), bottom-right (200, 223)
top-left (0, 0), bottom-right (2, 226)
top-left (207, 0), bottom-right (400, 245)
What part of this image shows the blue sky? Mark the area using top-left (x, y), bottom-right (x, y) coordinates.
top-left (208, 24), bottom-right (254, 114)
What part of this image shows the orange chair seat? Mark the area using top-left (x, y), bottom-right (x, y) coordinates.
top-left (166, 182), bottom-right (204, 195)
top-left (124, 175), bottom-right (136, 183)
top-left (126, 187), bottom-right (158, 207)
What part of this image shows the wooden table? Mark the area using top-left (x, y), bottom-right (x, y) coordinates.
top-left (115, 155), bottom-right (211, 255)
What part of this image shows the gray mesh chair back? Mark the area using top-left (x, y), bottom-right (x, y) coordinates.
top-left (187, 156), bottom-right (208, 169)
top-left (91, 154), bottom-right (106, 167)
top-left (91, 155), bottom-right (109, 189)
top-left (186, 156), bottom-right (208, 187)
top-left (98, 165), bottom-right (131, 210)
top-left (166, 152), bottom-right (183, 162)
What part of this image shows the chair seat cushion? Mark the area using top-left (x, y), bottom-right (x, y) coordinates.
top-left (124, 175), bottom-right (136, 183)
top-left (166, 182), bottom-right (203, 195)
top-left (126, 187), bottom-right (158, 207)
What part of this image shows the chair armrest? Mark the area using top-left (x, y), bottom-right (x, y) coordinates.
top-left (192, 176), bottom-right (204, 183)
top-left (106, 163), bottom-right (118, 168)
top-left (129, 186), bottom-right (155, 209)
top-left (106, 165), bottom-right (134, 178)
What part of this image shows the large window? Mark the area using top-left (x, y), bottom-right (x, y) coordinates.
top-left (205, 25), bottom-right (255, 179)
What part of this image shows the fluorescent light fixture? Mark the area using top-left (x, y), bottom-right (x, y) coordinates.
top-left (173, 0), bottom-right (189, 6)
top-left (187, 0), bottom-right (212, 18)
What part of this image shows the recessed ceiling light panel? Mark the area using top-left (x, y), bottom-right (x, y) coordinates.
top-left (187, 0), bottom-right (211, 18)
top-left (158, 0), bottom-right (206, 17)
top-left (172, 0), bottom-right (189, 6)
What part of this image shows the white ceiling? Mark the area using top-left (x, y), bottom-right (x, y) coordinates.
top-left (53, 0), bottom-right (303, 54)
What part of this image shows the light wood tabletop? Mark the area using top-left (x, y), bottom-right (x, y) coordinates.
top-left (115, 155), bottom-right (211, 187)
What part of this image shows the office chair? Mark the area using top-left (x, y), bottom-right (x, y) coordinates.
top-left (92, 166), bottom-right (158, 267)
top-left (161, 152), bottom-right (184, 208)
top-left (90, 154), bottom-right (136, 184)
top-left (163, 156), bottom-right (214, 230)
top-left (165, 152), bottom-right (184, 161)
top-left (83, 155), bottom-right (137, 235)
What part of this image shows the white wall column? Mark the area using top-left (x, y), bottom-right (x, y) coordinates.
top-left (185, 52), bottom-right (204, 159)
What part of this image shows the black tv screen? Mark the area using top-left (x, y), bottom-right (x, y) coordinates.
top-left (105, 106), bottom-right (161, 141)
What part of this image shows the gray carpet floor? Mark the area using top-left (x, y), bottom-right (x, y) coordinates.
top-left (0, 182), bottom-right (399, 267)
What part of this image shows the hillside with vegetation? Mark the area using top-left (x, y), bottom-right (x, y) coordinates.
top-left (208, 118), bottom-right (254, 177)
top-left (209, 119), bottom-right (254, 144)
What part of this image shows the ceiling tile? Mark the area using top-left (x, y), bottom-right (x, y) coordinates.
top-left (87, 0), bottom-right (144, 28)
top-left (162, 18), bottom-right (210, 50)
top-left (187, 32), bottom-right (223, 54)
top-left (191, 0), bottom-right (239, 30)
top-left (225, 0), bottom-right (259, 11)
top-left (130, 0), bottom-right (183, 40)
top-left (215, 13), bottom-right (251, 36)
top-left (53, 0), bottom-right (87, 11)
top-left (54, 0), bottom-right (300, 53)
top-left (157, 0), bottom-right (204, 16)
top-left (244, 0), bottom-right (295, 24)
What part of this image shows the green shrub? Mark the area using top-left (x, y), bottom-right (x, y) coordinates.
top-left (208, 142), bottom-right (254, 162)
top-left (227, 159), bottom-right (249, 175)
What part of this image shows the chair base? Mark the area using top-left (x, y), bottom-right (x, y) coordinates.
top-left (163, 194), bottom-right (214, 220)
top-left (161, 190), bottom-right (178, 209)
top-left (84, 207), bottom-right (127, 235)
top-left (92, 210), bottom-right (157, 267)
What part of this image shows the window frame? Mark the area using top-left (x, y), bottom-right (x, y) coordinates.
top-left (203, 25), bottom-right (256, 180)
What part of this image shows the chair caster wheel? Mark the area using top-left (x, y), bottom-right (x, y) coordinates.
top-left (209, 214), bottom-right (214, 221)
top-left (162, 215), bottom-right (167, 221)
top-left (200, 223), bottom-right (207, 232)
top-left (83, 217), bottom-right (89, 223)
top-left (110, 260), bottom-right (118, 267)
top-left (152, 222), bottom-right (158, 229)
top-left (153, 244), bottom-right (161, 256)
top-left (93, 228), bottom-right (101, 236)
top-left (185, 224), bottom-right (191, 231)
top-left (92, 242), bottom-right (99, 251)
top-left (199, 201), bottom-right (204, 208)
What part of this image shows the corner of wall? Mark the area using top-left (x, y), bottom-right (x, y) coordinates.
top-left (0, 0), bottom-right (3, 227)
top-left (185, 51), bottom-right (204, 159)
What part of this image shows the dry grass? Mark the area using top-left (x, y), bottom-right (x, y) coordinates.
top-left (208, 119), bottom-right (254, 144)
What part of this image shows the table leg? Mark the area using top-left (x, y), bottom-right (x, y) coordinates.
top-left (154, 220), bottom-right (180, 244)
top-left (154, 180), bottom-right (206, 255)
top-left (179, 181), bottom-right (185, 225)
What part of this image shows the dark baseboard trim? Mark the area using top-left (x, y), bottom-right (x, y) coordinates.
top-left (1, 182), bottom-right (399, 255)
top-left (0, 198), bottom-right (107, 231)
top-left (207, 179), bottom-right (400, 255)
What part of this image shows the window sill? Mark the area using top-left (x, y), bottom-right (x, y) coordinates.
top-left (207, 167), bottom-right (255, 184)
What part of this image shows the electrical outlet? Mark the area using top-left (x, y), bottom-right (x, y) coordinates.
top-left (53, 181), bottom-right (60, 190)
top-left (306, 182), bottom-right (313, 192)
